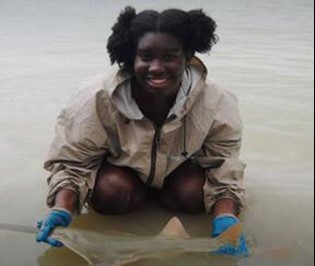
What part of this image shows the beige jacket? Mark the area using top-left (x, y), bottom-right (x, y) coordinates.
top-left (45, 57), bottom-right (245, 214)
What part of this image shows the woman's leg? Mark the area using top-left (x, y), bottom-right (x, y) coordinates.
top-left (89, 163), bottom-right (147, 215)
top-left (157, 160), bottom-right (205, 214)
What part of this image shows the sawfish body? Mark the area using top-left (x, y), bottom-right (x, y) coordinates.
top-left (0, 217), bottom-right (294, 265)
top-left (51, 217), bottom-right (243, 266)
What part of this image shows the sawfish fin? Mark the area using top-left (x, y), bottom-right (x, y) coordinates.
top-left (158, 217), bottom-right (190, 239)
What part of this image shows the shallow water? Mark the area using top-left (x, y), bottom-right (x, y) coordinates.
top-left (0, 0), bottom-right (313, 265)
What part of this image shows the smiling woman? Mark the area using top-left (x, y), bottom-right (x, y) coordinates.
top-left (36, 5), bottom-right (248, 257)
top-left (107, 7), bottom-right (218, 126)
top-left (133, 33), bottom-right (186, 96)
top-left (131, 32), bottom-right (188, 125)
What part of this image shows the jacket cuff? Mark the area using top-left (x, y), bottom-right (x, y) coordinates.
top-left (46, 181), bottom-right (88, 214)
top-left (203, 179), bottom-right (245, 215)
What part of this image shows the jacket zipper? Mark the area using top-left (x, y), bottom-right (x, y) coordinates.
top-left (146, 125), bottom-right (162, 186)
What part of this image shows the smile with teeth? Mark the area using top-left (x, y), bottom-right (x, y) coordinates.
top-left (147, 77), bottom-right (170, 86)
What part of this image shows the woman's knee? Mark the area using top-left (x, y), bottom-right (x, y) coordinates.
top-left (159, 160), bottom-right (205, 214)
top-left (90, 163), bottom-right (146, 214)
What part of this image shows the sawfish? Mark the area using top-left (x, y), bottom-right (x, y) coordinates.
top-left (0, 217), bottom-right (293, 266)
top-left (51, 217), bottom-right (244, 265)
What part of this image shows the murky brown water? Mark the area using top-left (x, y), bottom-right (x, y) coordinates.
top-left (0, 0), bottom-right (313, 265)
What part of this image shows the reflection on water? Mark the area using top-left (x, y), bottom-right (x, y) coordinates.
top-left (0, 0), bottom-right (313, 265)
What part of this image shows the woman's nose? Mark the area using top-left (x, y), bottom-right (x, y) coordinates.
top-left (148, 59), bottom-right (165, 74)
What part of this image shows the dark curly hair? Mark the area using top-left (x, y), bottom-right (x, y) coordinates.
top-left (107, 6), bottom-right (218, 72)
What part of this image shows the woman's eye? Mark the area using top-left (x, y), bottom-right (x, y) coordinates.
top-left (139, 53), bottom-right (152, 61)
top-left (164, 54), bottom-right (177, 61)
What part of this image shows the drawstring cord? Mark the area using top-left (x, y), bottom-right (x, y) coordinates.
top-left (181, 68), bottom-right (191, 159)
top-left (182, 116), bottom-right (188, 158)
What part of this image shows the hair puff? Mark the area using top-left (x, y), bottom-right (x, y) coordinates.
top-left (187, 9), bottom-right (218, 53)
top-left (107, 6), bottom-right (137, 68)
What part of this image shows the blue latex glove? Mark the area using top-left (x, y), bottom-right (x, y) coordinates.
top-left (211, 214), bottom-right (249, 257)
top-left (36, 209), bottom-right (72, 247)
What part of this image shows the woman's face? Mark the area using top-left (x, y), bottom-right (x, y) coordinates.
top-left (133, 32), bottom-right (187, 97)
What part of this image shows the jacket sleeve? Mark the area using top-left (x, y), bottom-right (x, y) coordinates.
top-left (44, 90), bottom-right (109, 213)
top-left (194, 90), bottom-right (246, 215)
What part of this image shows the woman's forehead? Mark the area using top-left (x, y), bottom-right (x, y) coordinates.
top-left (136, 32), bottom-right (183, 51)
